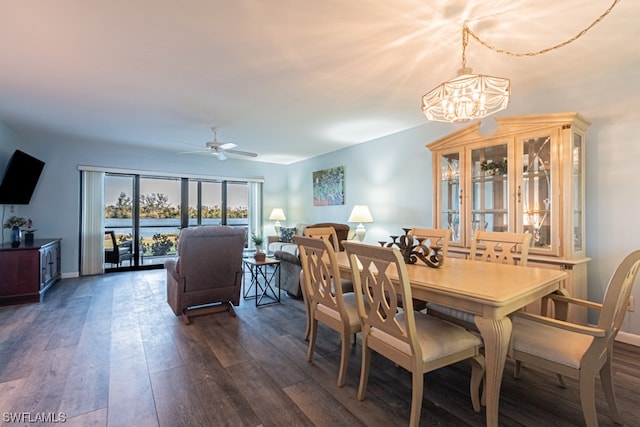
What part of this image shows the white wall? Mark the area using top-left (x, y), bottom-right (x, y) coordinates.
top-left (284, 124), bottom-right (450, 244)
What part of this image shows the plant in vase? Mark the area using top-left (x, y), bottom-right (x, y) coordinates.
top-left (23, 218), bottom-right (36, 243)
top-left (251, 233), bottom-right (265, 261)
top-left (3, 215), bottom-right (27, 247)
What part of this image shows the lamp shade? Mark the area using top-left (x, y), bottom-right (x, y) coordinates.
top-left (269, 208), bottom-right (286, 221)
top-left (348, 205), bottom-right (373, 223)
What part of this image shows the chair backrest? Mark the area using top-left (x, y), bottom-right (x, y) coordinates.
top-left (105, 230), bottom-right (117, 251)
top-left (470, 230), bottom-right (531, 266)
top-left (409, 228), bottom-right (452, 257)
top-left (294, 235), bottom-right (348, 317)
top-left (104, 230), bottom-right (120, 263)
top-left (176, 226), bottom-right (246, 292)
top-left (342, 241), bottom-right (420, 359)
top-left (598, 250), bottom-right (640, 338)
top-left (305, 223), bottom-right (350, 250)
top-left (304, 226), bottom-right (340, 252)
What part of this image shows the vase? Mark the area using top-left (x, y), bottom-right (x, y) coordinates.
top-left (10, 225), bottom-right (21, 248)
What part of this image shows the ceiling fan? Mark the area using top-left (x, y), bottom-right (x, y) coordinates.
top-left (182, 127), bottom-right (258, 160)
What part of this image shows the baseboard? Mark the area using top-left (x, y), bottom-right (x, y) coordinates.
top-left (616, 330), bottom-right (640, 347)
top-left (61, 272), bottom-right (79, 279)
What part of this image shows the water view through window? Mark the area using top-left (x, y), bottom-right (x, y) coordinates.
top-left (104, 174), bottom-right (250, 270)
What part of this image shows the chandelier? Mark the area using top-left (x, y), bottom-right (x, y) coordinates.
top-left (421, 0), bottom-right (622, 124)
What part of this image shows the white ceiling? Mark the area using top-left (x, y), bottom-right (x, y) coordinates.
top-left (0, 1), bottom-right (635, 164)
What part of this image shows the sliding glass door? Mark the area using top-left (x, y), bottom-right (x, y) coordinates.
top-left (103, 173), bottom-right (257, 272)
top-left (104, 174), bottom-right (136, 270)
top-left (138, 177), bottom-right (182, 266)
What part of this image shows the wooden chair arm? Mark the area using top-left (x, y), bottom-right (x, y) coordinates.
top-left (546, 293), bottom-right (603, 311)
top-left (513, 311), bottom-right (606, 337)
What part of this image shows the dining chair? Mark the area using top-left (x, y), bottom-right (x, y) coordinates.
top-left (342, 241), bottom-right (485, 427)
top-left (509, 249), bottom-right (640, 427)
top-left (409, 227), bottom-right (452, 257)
top-left (304, 226), bottom-right (340, 251)
top-left (470, 230), bottom-right (531, 266)
top-left (300, 227), bottom-right (338, 341)
top-left (294, 235), bottom-right (361, 387)
top-left (427, 230), bottom-right (531, 330)
top-left (104, 230), bottom-right (133, 267)
top-left (299, 227), bottom-right (354, 341)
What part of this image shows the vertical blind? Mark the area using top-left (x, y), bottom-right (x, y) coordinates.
top-left (80, 170), bottom-right (105, 275)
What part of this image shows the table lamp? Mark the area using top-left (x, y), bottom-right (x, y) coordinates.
top-left (269, 208), bottom-right (286, 235)
top-left (348, 205), bottom-right (373, 242)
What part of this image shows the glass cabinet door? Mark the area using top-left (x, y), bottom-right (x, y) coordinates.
top-left (520, 135), bottom-right (553, 251)
top-left (572, 132), bottom-right (584, 254)
top-left (440, 153), bottom-right (461, 243)
top-left (470, 143), bottom-right (509, 238)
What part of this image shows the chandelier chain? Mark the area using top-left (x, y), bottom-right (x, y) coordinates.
top-left (461, 0), bottom-right (621, 67)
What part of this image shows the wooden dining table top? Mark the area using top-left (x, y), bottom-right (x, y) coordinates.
top-left (335, 251), bottom-right (568, 316)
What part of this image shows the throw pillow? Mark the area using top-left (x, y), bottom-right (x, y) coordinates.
top-left (279, 226), bottom-right (296, 243)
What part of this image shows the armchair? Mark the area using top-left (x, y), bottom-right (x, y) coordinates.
top-left (165, 226), bottom-right (245, 324)
top-left (509, 250), bottom-right (640, 426)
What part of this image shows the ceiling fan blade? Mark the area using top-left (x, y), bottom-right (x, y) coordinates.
top-left (178, 149), bottom-right (211, 155)
top-left (217, 151), bottom-right (228, 160)
top-left (226, 149), bottom-right (258, 158)
top-left (219, 142), bottom-right (237, 150)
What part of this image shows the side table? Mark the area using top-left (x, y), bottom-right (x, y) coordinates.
top-left (243, 257), bottom-right (281, 307)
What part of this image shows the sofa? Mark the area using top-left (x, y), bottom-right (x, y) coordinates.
top-left (268, 222), bottom-right (351, 256)
top-left (273, 222), bottom-right (352, 297)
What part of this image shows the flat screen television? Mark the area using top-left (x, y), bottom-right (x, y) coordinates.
top-left (0, 150), bottom-right (46, 205)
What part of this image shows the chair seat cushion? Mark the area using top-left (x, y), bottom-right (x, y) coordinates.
top-left (317, 292), bottom-right (361, 328)
top-left (371, 311), bottom-right (482, 363)
top-left (511, 316), bottom-right (594, 369)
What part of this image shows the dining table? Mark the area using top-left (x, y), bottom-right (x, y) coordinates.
top-left (335, 251), bottom-right (569, 427)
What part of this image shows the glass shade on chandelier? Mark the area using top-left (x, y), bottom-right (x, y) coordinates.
top-left (421, 67), bottom-right (510, 123)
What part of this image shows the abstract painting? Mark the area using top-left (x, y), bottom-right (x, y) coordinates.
top-left (312, 166), bottom-right (344, 206)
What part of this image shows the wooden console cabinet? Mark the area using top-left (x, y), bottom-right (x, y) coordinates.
top-left (0, 238), bottom-right (61, 306)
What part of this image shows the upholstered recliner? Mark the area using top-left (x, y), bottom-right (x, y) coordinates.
top-left (165, 226), bottom-right (245, 323)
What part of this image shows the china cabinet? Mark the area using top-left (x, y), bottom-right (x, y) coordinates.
top-left (427, 112), bottom-right (590, 323)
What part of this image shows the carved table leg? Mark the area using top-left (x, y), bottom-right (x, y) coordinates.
top-left (475, 315), bottom-right (512, 427)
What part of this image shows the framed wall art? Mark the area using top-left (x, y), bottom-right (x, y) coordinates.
top-left (312, 166), bottom-right (344, 206)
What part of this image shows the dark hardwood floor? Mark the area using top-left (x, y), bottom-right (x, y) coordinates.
top-left (1, 270), bottom-right (639, 426)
